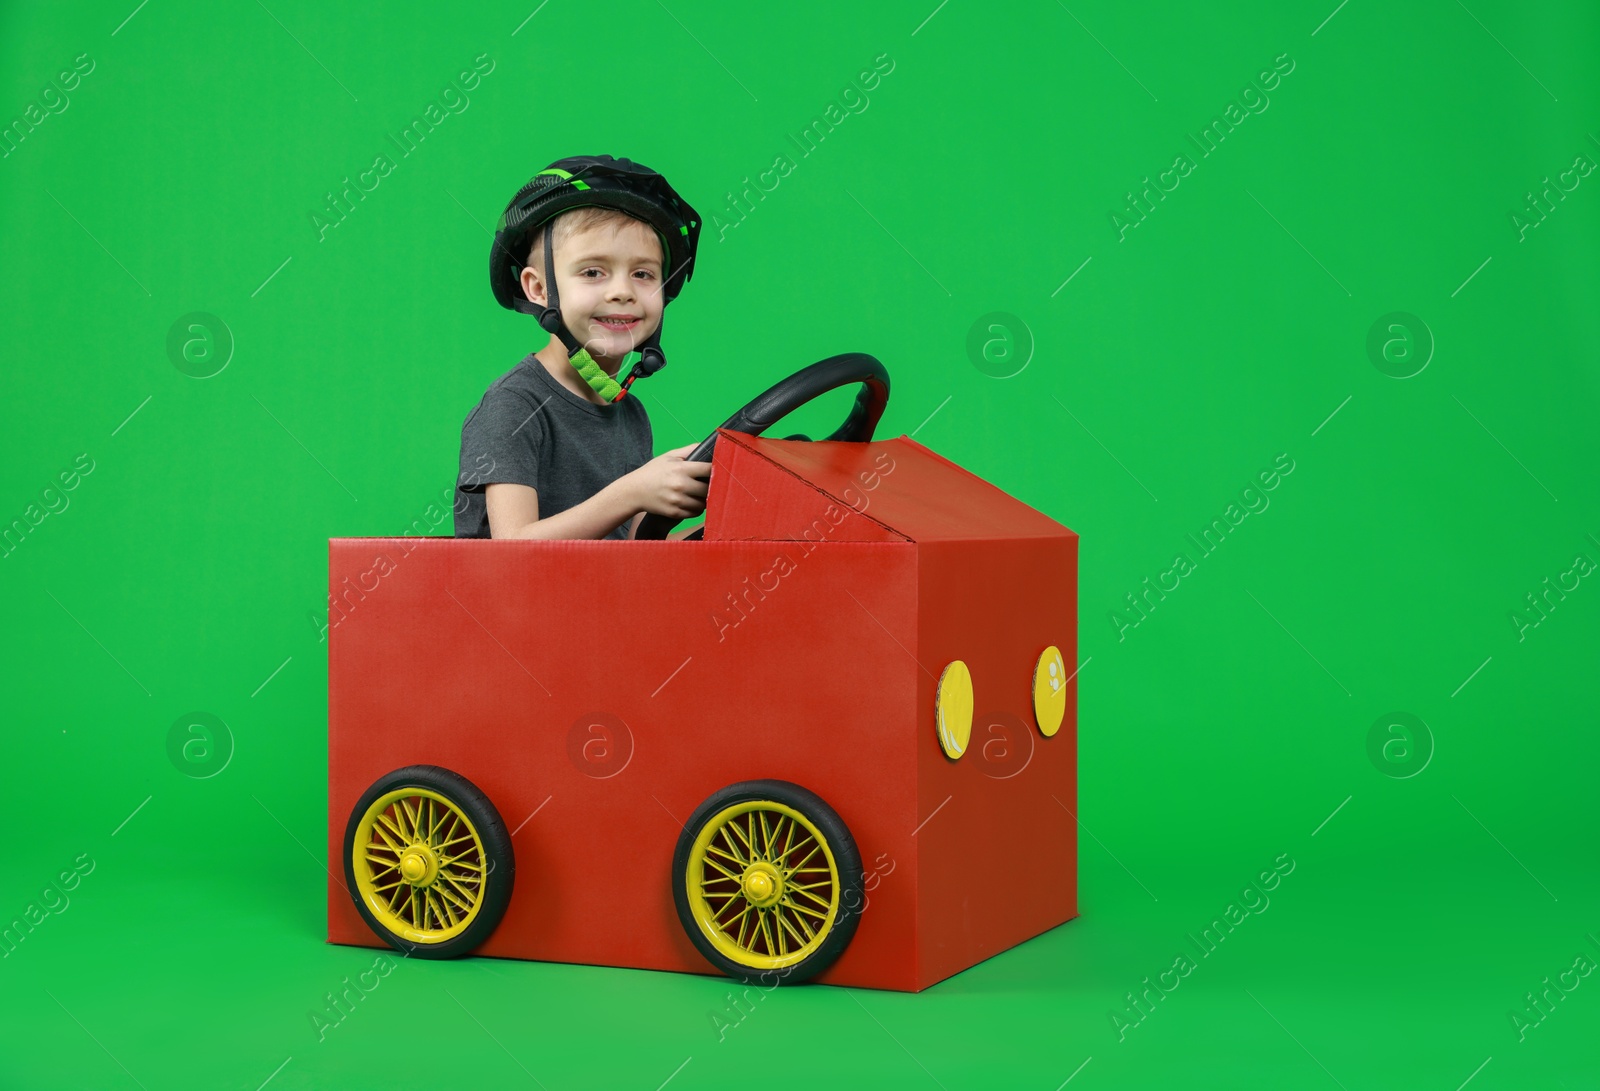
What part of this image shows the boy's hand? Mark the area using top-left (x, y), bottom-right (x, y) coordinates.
top-left (627, 443), bottom-right (712, 519)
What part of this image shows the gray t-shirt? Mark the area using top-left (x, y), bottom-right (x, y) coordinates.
top-left (454, 354), bottom-right (653, 539)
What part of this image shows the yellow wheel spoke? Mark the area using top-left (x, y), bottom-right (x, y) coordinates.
top-left (777, 908), bottom-right (809, 950)
top-left (372, 818), bottom-right (406, 853)
top-left (442, 870), bottom-right (481, 892)
top-left (364, 852), bottom-right (399, 871)
top-left (433, 888), bottom-right (461, 927)
top-left (782, 896), bottom-right (829, 922)
top-left (438, 855), bottom-right (482, 872)
top-left (702, 856), bottom-right (742, 882)
top-left (790, 885), bottom-right (833, 910)
top-left (757, 812), bottom-right (774, 860)
top-left (398, 797), bottom-right (422, 839)
top-left (394, 886), bottom-right (416, 927)
top-left (440, 872), bottom-right (481, 908)
top-left (371, 879), bottom-right (406, 895)
top-left (785, 842), bottom-right (822, 874)
top-left (436, 881), bottom-right (475, 915)
top-left (779, 836), bottom-right (815, 869)
top-left (706, 843), bottom-right (744, 868)
top-left (784, 904), bottom-right (817, 942)
top-left (758, 909), bottom-right (777, 954)
top-left (726, 817), bottom-right (757, 860)
top-left (720, 902), bottom-right (752, 942)
top-left (772, 815), bottom-right (796, 860)
top-left (428, 799), bottom-right (450, 842)
top-left (716, 826), bottom-right (750, 866)
top-left (788, 879), bottom-right (834, 893)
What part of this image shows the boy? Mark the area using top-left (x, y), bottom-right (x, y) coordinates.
top-left (454, 156), bottom-right (709, 541)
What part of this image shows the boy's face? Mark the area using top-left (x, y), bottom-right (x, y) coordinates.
top-left (521, 217), bottom-right (666, 365)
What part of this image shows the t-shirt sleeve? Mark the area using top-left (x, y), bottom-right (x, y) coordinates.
top-left (458, 385), bottom-right (545, 495)
top-left (635, 402), bottom-right (654, 469)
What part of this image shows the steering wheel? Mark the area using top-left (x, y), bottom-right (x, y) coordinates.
top-left (635, 352), bottom-right (890, 541)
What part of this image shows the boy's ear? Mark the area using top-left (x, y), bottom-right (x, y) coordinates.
top-left (519, 265), bottom-right (547, 306)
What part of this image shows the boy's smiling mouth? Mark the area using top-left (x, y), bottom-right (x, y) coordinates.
top-left (594, 315), bottom-right (641, 331)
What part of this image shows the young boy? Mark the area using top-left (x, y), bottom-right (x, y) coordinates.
top-left (454, 156), bottom-right (710, 541)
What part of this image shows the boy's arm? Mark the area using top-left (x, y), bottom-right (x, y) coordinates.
top-left (483, 444), bottom-right (710, 537)
top-left (486, 478), bottom-right (641, 540)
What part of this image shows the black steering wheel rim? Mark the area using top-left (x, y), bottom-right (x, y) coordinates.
top-left (635, 352), bottom-right (890, 541)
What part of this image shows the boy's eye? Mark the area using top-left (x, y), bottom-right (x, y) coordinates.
top-left (576, 266), bottom-right (656, 280)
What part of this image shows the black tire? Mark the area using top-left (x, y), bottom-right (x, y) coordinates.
top-left (343, 765), bottom-right (514, 959)
top-left (672, 779), bottom-right (865, 985)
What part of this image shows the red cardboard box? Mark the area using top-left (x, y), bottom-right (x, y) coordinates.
top-left (327, 430), bottom-right (1079, 991)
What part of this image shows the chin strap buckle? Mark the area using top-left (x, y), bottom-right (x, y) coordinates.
top-left (611, 337), bottom-right (667, 403)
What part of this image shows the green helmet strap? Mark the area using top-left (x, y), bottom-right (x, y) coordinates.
top-left (568, 348), bottom-right (622, 402)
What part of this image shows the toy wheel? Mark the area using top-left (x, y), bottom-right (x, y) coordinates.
top-left (343, 765), bottom-right (514, 959)
top-left (673, 780), bottom-right (864, 985)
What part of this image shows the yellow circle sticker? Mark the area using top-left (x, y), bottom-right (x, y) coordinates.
top-left (1033, 645), bottom-right (1068, 737)
top-left (936, 660), bottom-right (973, 759)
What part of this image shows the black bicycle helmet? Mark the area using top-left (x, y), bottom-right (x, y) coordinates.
top-left (487, 155), bottom-right (700, 401)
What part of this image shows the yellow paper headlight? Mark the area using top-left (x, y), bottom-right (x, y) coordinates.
top-left (935, 660), bottom-right (973, 759)
top-left (1033, 645), bottom-right (1067, 737)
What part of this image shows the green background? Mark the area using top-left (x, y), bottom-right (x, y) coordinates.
top-left (3, 0), bottom-right (1597, 1087)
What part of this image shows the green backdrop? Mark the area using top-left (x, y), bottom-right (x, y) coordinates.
top-left (3, 1), bottom-right (1597, 1087)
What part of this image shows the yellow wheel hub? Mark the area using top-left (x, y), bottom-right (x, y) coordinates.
top-left (741, 862), bottom-right (784, 907)
top-left (398, 846), bottom-right (438, 885)
top-left (350, 788), bottom-right (486, 944)
top-left (686, 801), bottom-right (841, 971)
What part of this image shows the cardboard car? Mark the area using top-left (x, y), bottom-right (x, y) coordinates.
top-left (325, 355), bottom-right (1080, 991)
